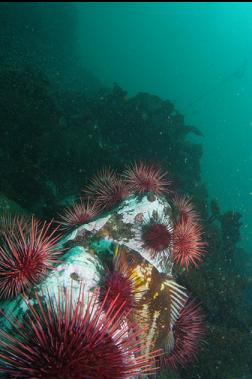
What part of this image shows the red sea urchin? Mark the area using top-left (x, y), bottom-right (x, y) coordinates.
top-left (143, 222), bottom-right (171, 251)
top-left (99, 270), bottom-right (136, 313)
top-left (59, 200), bottom-right (99, 231)
top-left (172, 218), bottom-right (207, 269)
top-left (0, 286), bottom-right (161, 378)
top-left (172, 194), bottom-right (199, 223)
top-left (84, 168), bottom-right (128, 210)
top-left (165, 299), bottom-right (205, 369)
top-left (0, 212), bottom-right (30, 236)
top-left (123, 162), bottom-right (171, 195)
top-left (0, 217), bottom-right (62, 299)
top-left (142, 221), bottom-right (172, 262)
top-left (137, 213), bottom-right (173, 269)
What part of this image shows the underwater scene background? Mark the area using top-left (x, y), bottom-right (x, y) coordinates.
top-left (0, 2), bottom-right (252, 378)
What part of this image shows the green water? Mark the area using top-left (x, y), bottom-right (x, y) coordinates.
top-left (77, 2), bottom-right (252, 252)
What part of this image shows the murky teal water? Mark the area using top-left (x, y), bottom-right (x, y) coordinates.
top-left (76, 2), bottom-right (252, 252)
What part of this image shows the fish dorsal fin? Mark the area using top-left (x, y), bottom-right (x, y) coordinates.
top-left (164, 278), bottom-right (188, 327)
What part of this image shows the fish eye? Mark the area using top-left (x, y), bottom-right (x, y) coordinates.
top-left (127, 255), bottom-right (134, 264)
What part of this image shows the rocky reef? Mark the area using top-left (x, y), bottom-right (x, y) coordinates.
top-left (0, 163), bottom-right (206, 377)
top-left (0, 63), bottom-right (251, 378)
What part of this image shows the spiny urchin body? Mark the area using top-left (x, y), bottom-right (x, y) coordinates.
top-left (172, 218), bottom-right (207, 269)
top-left (123, 162), bottom-right (172, 195)
top-left (142, 223), bottom-right (171, 252)
top-left (99, 270), bottom-right (138, 315)
top-left (59, 200), bottom-right (99, 231)
top-left (172, 194), bottom-right (200, 223)
top-left (0, 287), bottom-right (161, 378)
top-left (0, 217), bottom-right (62, 300)
top-left (140, 213), bottom-right (173, 267)
top-left (164, 299), bottom-right (205, 368)
top-left (84, 168), bottom-right (128, 210)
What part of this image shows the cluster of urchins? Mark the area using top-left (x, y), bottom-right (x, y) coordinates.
top-left (0, 162), bottom-right (206, 378)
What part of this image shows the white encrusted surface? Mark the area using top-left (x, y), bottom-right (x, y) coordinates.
top-left (38, 246), bottom-right (103, 304)
top-left (66, 195), bottom-right (174, 274)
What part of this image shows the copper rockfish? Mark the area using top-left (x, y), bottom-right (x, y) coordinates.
top-left (113, 245), bottom-right (188, 355)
